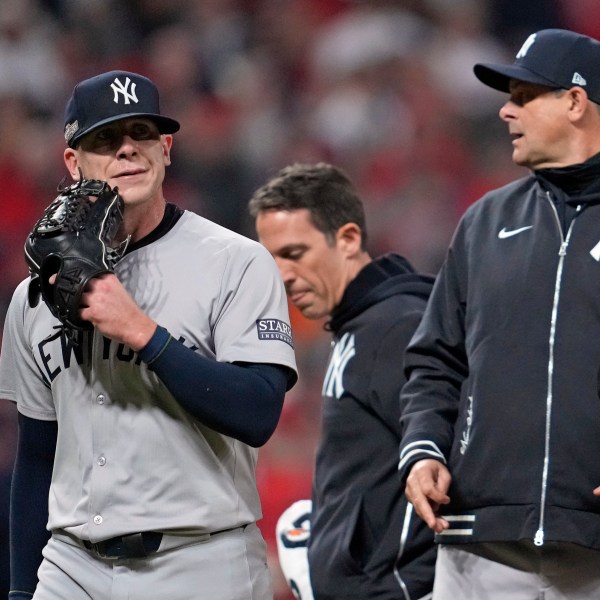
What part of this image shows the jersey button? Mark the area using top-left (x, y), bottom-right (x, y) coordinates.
top-left (97, 394), bottom-right (105, 405)
top-left (97, 455), bottom-right (106, 466)
top-left (93, 515), bottom-right (103, 525)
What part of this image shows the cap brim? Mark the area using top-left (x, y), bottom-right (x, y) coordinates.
top-left (473, 63), bottom-right (560, 93)
top-left (70, 113), bottom-right (180, 147)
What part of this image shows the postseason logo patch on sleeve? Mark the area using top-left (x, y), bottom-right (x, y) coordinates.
top-left (256, 318), bottom-right (294, 348)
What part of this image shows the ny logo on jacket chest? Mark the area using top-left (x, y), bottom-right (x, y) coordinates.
top-left (322, 333), bottom-right (355, 399)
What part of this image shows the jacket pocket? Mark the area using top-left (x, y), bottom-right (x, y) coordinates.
top-left (309, 494), bottom-right (367, 583)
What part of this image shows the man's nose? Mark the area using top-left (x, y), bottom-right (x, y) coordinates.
top-left (116, 134), bottom-right (138, 157)
top-left (499, 100), bottom-right (516, 121)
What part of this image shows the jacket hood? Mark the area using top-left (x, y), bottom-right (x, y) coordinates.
top-left (327, 253), bottom-right (435, 334)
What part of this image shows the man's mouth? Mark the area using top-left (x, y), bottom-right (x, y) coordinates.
top-left (114, 168), bottom-right (145, 178)
top-left (290, 290), bottom-right (308, 305)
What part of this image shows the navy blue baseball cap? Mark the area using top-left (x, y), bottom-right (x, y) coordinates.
top-left (64, 70), bottom-right (180, 147)
top-left (474, 29), bottom-right (600, 104)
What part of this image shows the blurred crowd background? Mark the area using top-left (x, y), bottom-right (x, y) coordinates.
top-left (0, 0), bottom-right (596, 596)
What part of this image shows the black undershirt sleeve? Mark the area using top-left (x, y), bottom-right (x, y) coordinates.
top-left (10, 413), bottom-right (57, 598)
top-left (138, 326), bottom-right (290, 447)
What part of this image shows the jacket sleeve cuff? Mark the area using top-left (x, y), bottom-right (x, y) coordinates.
top-left (398, 440), bottom-right (447, 484)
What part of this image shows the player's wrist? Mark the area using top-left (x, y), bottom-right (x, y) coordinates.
top-left (126, 317), bottom-right (159, 352)
top-left (138, 325), bottom-right (172, 365)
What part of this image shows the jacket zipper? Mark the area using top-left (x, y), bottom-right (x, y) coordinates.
top-left (534, 194), bottom-right (581, 546)
top-left (394, 501), bottom-right (415, 600)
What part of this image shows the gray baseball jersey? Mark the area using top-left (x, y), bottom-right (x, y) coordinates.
top-left (0, 210), bottom-right (297, 543)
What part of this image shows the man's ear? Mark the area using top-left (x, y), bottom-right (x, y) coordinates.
top-left (336, 222), bottom-right (363, 256)
top-left (63, 147), bottom-right (80, 180)
top-left (161, 134), bottom-right (173, 165)
top-left (567, 86), bottom-right (589, 123)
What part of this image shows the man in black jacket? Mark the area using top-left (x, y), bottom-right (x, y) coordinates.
top-left (249, 162), bottom-right (436, 600)
top-left (399, 29), bottom-right (600, 599)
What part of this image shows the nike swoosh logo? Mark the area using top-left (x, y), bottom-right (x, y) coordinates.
top-left (498, 226), bottom-right (533, 239)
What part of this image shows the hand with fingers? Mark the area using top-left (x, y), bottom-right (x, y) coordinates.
top-left (405, 458), bottom-right (452, 533)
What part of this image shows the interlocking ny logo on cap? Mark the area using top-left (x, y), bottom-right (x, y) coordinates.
top-left (516, 33), bottom-right (537, 59)
top-left (110, 77), bottom-right (138, 105)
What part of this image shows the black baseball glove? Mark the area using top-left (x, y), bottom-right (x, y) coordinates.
top-left (24, 177), bottom-right (129, 337)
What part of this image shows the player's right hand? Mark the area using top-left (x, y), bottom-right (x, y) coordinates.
top-left (80, 273), bottom-right (157, 350)
top-left (405, 458), bottom-right (451, 533)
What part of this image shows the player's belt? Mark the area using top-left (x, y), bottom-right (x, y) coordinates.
top-left (83, 531), bottom-right (163, 559)
top-left (81, 525), bottom-right (245, 559)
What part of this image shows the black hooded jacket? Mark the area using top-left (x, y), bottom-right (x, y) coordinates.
top-left (308, 254), bottom-right (436, 600)
top-left (399, 155), bottom-right (600, 550)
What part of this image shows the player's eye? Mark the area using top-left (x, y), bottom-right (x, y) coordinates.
top-left (128, 123), bottom-right (159, 141)
top-left (80, 127), bottom-right (119, 151)
top-left (285, 249), bottom-right (306, 261)
top-left (95, 127), bottom-right (119, 143)
top-left (509, 85), bottom-right (553, 107)
top-left (510, 91), bottom-right (530, 106)
top-left (80, 121), bottom-right (160, 151)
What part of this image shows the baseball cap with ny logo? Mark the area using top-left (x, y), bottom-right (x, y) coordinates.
top-left (63, 70), bottom-right (180, 148)
top-left (473, 29), bottom-right (600, 105)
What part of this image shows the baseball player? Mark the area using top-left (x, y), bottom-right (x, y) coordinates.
top-left (249, 163), bottom-right (437, 600)
top-left (0, 70), bottom-right (297, 599)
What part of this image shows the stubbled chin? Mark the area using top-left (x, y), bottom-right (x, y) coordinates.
top-left (115, 189), bottom-right (148, 207)
top-left (299, 305), bottom-right (327, 320)
top-left (511, 151), bottom-right (528, 167)
top-left (296, 304), bottom-right (313, 317)
top-left (113, 180), bottom-right (146, 199)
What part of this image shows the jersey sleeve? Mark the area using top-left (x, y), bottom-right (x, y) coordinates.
top-left (212, 241), bottom-right (297, 377)
top-left (0, 280), bottom-right (56, 420)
